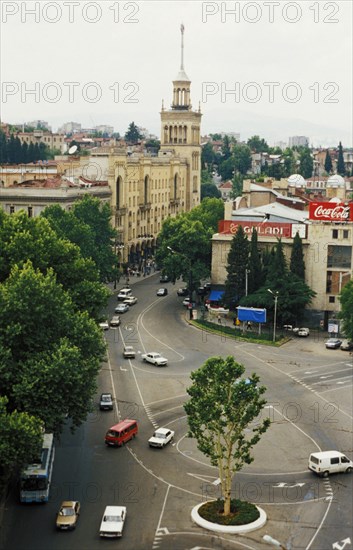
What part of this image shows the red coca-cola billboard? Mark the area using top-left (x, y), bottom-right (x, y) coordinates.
top-left (309, 202), bottom-right (353, 222)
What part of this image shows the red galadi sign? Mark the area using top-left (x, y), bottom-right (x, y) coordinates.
top-left (218, 220), bottom-right (294, 238)
top-left (309, 202), bottom-right (353, 222)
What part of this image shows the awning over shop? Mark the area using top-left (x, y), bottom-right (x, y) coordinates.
top-left (209, 290), bottom-right (224, 302)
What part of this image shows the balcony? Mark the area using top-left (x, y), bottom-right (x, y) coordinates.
top-left (169, 198), bottom-right (181, 206)
top-left (138, 202), bottom-right (152, 211)
top-left (113, 206), bottom-right (127, 216)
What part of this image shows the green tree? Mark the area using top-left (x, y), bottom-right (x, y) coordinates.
top-left (184, 356), bottom-right (270, 517)
top-left (124, 122), bottom-right (143, 144)
top-left (223, 225), bottom-right (249, 307)
top-left (338, 279), bottom-right (353, 340)
top-left (0, 396), bottom-right (43, 480)
top-left (70, 195), bottom-right (118, 283)
top-left (28, 142), bottom-right (35, 163)
top-left (0, 210), bottom-right (109, 318)
top-left (155, 198), bottom-right (224, 288)
top-left (201, 182), bottom-right (221, 200)
top-left (231, 174), bottom-right (243, 198)
top-left (0, 131), bottom-right (9, 163)
top-left (218, 157), bottom-right (235, 181)
top-left (337, 142), bottom-right (346, 175)
top-left (290, 232), bottom-right (305, 280)
top-left (0, 261), bottom-right (105, 433)
top-left (221, 135), bottom-right (232, 160)
top-left (233, 143), bottom-right (252, 175)
top-left (247, 135), bottom-right (269, 153)
top-left (201, 142), bottom-right (215, 169)
top-left (298, 148), bottom-right (313, 179)
top-left (247, 229), bottom-right (263, 294)
top-left (324, 150), bottom-right (333, 174)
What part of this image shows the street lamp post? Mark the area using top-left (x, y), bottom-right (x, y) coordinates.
top-left (245, 268), bottom-right (250, 296)
top-left (267, 289), bottom-right (279, 342)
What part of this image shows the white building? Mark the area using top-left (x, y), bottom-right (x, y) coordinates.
top-left (289, 136), bottom-right (309, 147)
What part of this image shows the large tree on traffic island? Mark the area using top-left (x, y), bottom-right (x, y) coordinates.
top-left (184, 356), bottom-right (270, 517)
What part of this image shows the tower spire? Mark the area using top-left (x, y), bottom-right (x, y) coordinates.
top-left (180, 23), bottom-right (185, 71)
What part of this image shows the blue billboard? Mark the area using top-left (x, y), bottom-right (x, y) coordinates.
top-left (236, 307), bottom-right (267, 323)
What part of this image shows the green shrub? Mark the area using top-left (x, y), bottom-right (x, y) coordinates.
top-left (198, 499), bottom-right (259, 526)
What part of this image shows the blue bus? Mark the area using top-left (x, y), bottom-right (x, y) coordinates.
top-left (20, 433), bottom-right (55, 503)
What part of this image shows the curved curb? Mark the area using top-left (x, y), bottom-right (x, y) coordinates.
top-left (191, 502), bottom-right (267, 534)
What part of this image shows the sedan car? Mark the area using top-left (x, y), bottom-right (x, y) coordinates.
top-left (157, 288), bottom-right (168, 296)
top-left (110, 315), bottom-right (121, 327)
top-left (99, 506), bottom-right (126, 538)
top-left (148, 427), bottom-right (175, 448)
top-left (325, 338), bottom-right (342, 349)
top-left (115, 303), bottom-right (130, 314)
top-left (99, 320), bottom-right (109, 330)
top-left (100, 393), bottom-right (113, 411)
top-left (182, 297), bottom-right (191, 307)
top-left (124, 296), bottom-right (137, 306)
top-left (297, 327), bottom-right (310, 337)
top-left (123, 345), bottom-right (135, 358)
top-left (340, 339), bottom-right (353, 351)
top-left (141, 352), bottom-right (168, 366)
top-left (160, 274), bottom-right (169, 283)
top-left (177, 287), bottom-right (188, 296)
top-left (56, 501), bottom-right (80, 530)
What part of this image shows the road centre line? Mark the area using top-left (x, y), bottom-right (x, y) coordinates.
top-left (301, 366), bottom-right (353, 379)
top-left (311, 374), bottom-right (353, 386)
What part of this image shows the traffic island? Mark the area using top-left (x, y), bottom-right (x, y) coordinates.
top-left (191, 499), bottom-right (267, 534)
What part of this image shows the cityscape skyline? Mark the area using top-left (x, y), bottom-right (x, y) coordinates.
top-left (1, 1), bottom-right (352, 148)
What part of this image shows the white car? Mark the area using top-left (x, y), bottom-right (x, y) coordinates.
top-left (141, 352), bottom-right (168, 367)
top-left (297, 327), bottom-right (309, 337)
top-left (124, 296), bottom-right (137, 306)
top-left (115, 303), bottom-right (129, 314)
top-left (99, 506), bottom-right (126, 538)
top-left (148, 428), bottom-right (175, 448)
top-left (99, 320), bottom-right (109, 330)
top-left (123, 345), bottom-right (135, 359)
top-left (110, 315), bottom-right (121, 327)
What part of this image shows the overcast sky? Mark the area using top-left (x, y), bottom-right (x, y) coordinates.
top-left (1, 1), bottom-right (352, 147)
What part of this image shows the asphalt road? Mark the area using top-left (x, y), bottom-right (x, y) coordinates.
top-left (1, 274), bottom-right (352, 550)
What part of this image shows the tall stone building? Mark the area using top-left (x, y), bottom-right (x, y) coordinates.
top-left (108, 25), bottom-right (202, 266)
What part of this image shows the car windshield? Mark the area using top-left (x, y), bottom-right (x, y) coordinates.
top-left (105, 515), bottom-right (121, 522)
top-left (101, 395), bottom-right (111, 402)
top-left (155, 433), bottom-right (165, 438)
top-left (61, 508), bottom-right (74, 516)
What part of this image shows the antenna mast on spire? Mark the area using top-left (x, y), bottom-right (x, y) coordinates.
top-left (180, 23), bottom-right (185, 70)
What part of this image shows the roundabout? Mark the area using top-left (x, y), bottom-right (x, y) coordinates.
top-left (191, 502), bottom-right (267, 534)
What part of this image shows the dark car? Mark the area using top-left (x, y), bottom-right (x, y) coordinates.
top-left (160, 274), bottom-right (169, 283)
top-left (177, 288), bottom-right (188, 296)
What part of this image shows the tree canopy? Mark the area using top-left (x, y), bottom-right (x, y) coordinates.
top-left (201, 182), bottom-right (221, 200)
top-left (337, 142), bottom-right (346, 175)
top-left (184, 356), bottom-right (270, 516)
top-left (124, 122), bottom-right (143, 144)
top-left (339, 279), bottom-right (353, 340)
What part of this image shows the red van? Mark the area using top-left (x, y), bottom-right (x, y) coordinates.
top-left (105, 419), bottom-right (138, 447)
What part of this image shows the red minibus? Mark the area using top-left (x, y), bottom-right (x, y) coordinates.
top-left (105, 419), bottom-right (138, 447)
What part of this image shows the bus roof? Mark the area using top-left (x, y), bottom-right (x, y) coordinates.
top-left (108, 419), bottom-right (137, 431)
top-left (22, 433), bottom-right (54, 477)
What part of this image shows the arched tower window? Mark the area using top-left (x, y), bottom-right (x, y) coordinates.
top-left (116, 176), bottom-right (122, 209)
top-left (144, 175), bottom-right (149, 204)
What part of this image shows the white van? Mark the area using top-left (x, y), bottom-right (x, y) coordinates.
top-left (308, 451), bottom-right (353, 477)
top-left (117, 288), bottom-right (132, 301)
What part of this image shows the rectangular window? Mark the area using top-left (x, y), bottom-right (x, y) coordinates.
top-left (327, 246), bottom-right (352, 269)
top-left (332, 229), bottom-right (338, 239)
top-left (28, 207), bottom-right (33, 218)
top-left (329, 296), bottom-right (335, 303)
top-left (10, 206), bottom-right (15, 214)
top-left (343, 230), bottom-right (349, 239)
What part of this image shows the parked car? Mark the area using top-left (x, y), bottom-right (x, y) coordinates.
top-left (123, 345), bottom-right (135, 359)
top-left (157, 288), bottom-right (168, 296)
top-left (99, 320), bottom-right (109, 330)
top-left (297, 327), bottom-right (310, 337)
top-left (148, 427), bottom-right (175, 448)
top-left (99, 506), bottom-right (126, 538)
top-left (177, 288), bottom-right (188, 296)
top-left (160, 274), bottom-right (169, 283)
top-left (124, 296), bottom-right (137, 306)
top-left (115, 303), bottom-right (130, 314)
top-left (117, 288), bottom-right (132, 301)
top-left (182, 297), bottom-right (191, 307)
top-left (325, 338), bottom-right (342, 349)
top-left (283, 324), bottom-right (293, 331)
top-left (100, 393), bottom-right (113, 411)
top-left (110, 315), bottom-right (121, 327)
top-left (56, 501), bottom-right (80, 530)
top-left (340, 339), bottom-right (353, 351)
top-left (197, 286), bottom-right (207, 296)
top-left (141, 352), bottom-right (168, 366)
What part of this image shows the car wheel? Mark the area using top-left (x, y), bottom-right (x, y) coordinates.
top-left (346, 467), bottom-right (352, 474)
top-left (322, 471), bottom-right (329, 478)
top-left (143, 358), bottom-right (146, 362)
